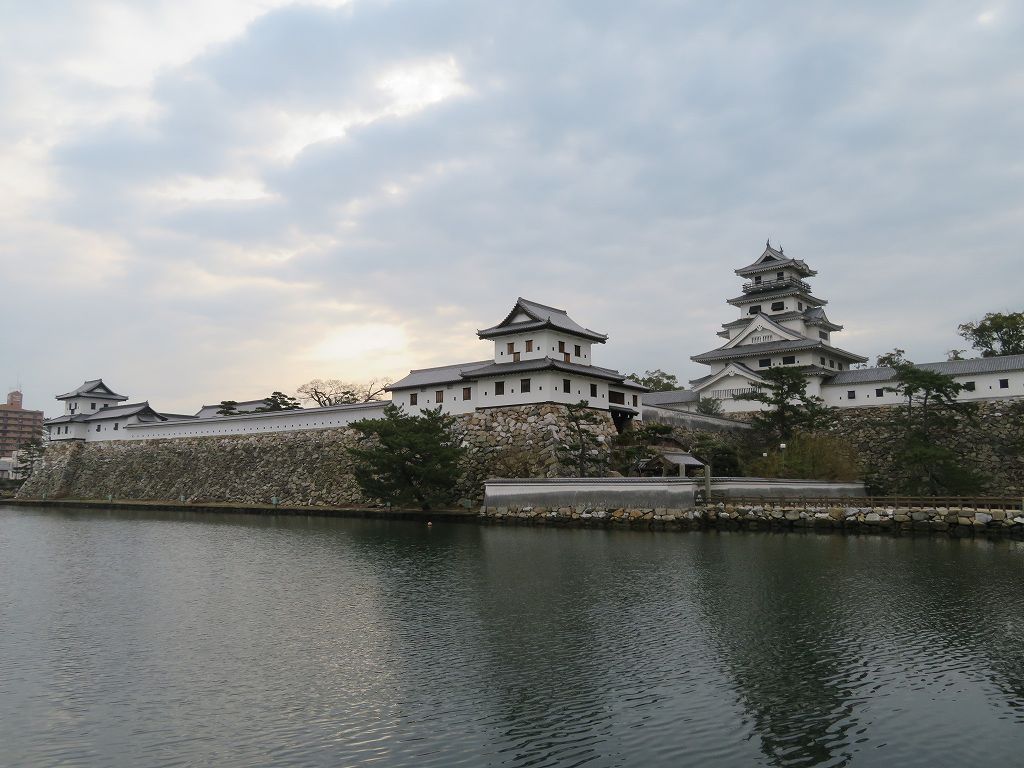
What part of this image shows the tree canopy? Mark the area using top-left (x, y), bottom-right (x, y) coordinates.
top-left (958, 311), bottom-right (1024, 357)
top-left (883, 362), bottom-right (981, 494)
top-left (253, 392), bottom-right (302, 412)
top-left (735, 367), bottom-right (827, 442)
top-left (297, 378), bottom-right (391, 407)
top-left (629, 369), bottom-right (679, 391)
top-left (556, 400), bottom-right (610, 477)
top-left (347, 404), bottom-right (465, 511)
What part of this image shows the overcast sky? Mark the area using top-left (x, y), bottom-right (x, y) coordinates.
top-left (3, 1), bottom-right (1021, 415)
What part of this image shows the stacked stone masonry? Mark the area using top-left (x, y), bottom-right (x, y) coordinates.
top-left (18, 404), bottom-right (619, 506)
top-left (481, 503), bottom-right (1024, 537)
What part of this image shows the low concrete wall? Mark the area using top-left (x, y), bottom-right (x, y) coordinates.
top-left (484, 477), bottom-right (865, 509)
top-left (709, 477), bottom-right (866, 499)
top-left (485, 478), bottom-right (699, 509)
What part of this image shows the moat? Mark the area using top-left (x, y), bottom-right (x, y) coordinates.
top-left (2, 504), bottom-right (1023, 767)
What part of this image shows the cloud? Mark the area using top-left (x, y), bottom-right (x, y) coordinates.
top-left (3, 0), bottom-right (1023, 413)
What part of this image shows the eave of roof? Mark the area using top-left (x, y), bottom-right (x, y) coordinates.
top-left (691, 339), bottom-right (868, 364)
top-left (56, 378), bottom-right (128, 401)
top-left (827, 354), bottom-right (1024, 385)
top-left (477, 297), bottom-right (609, 343)
top-left (462, 357), bottom-right (648, 389)
top-left (727, 289), bottom-right (827, 306)
top-left (642, 389), bottom-right (701, 405)
top-left (388, 360), bottom-right (494, 390)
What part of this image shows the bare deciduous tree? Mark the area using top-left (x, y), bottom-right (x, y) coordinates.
top-left (296, 378), bottom-right (392, 407)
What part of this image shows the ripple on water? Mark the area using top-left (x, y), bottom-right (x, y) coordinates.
top-left (1, 509), bottom-right (1023, 767)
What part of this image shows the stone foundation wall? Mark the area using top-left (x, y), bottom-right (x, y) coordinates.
top-left (17, 404), bottom-right (619, 506)
top-left (822, 401), bottom-right (1024, 495)
top-left (481, 502), bottom-right (1024, 537)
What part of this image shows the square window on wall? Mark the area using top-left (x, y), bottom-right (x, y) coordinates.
top-left (847, 390), bottom-right (856, 399)
top-left (758, 359), bottom-right (771, 368)
top-left (520, 378), bottom-right (531, 393)
top-left (875, 388), bottom-right (884, 397)
top-left (999, 379), bottom-right (1009, 389)
top-left (963, 381), bottom-right (975, 392)
top-left (782, 356), bottom-right (795, 365)
top-left (771, 301), bottom-right (785, 312)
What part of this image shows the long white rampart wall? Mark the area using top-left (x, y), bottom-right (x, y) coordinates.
top-left (122, 402), bottom-right (389, 441)
top-left (821, 370), bottom-right (1024, 407)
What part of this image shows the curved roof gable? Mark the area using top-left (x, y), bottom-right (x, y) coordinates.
top-left (723, 313), bottom-right (805, 350)
top-left (478, 298), bottom-right (608, 343)
top-left (735, 242), bottom-right (817, 278)
top-left (56, 379), bottom-right (128, 401)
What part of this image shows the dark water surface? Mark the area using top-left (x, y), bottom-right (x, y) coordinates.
top-left (1, 505), bottom-right (1023, 767)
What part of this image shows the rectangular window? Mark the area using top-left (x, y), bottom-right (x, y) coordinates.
top-left (590, 383), bottom-right (598, 397)
top-left (819, 331), bottom-right (828, 340)
top-left (758, 359), bottom-right (771, 368)
top-left (782, 355), bottom-right (795, 365)
top-left (520, 378), bottom-right (531, 393)
top-left (507, 342), bottom-right (515, 354)
top-left (754, 275), bottom-right (762, 284)
top-left (574, 344), bottom-right (581, 357)
top-left (563, 352), bottom-right (571, 362)
top-left (526, 339), bottom-right (533, 352)
top-left (820, 356), bottom-right (826, 365)
top-left (513, 352), bottom-right (520, 362)
top-left (113, 423), bottom-right (119, 430)
top-left (771, 301), bottom-right (785, 312)
top-left (95, 424), bottom-right (101, 432)
top-left (463, 387), bottom-right (472, 400)
top-left (999, 379), bottom-right (1009, 389)
top-left (609, 390), bottom-right (625, 405)
top-left (558, 341), bottom-right (566, 353)
top-left (435, 390), bottom-right (444, 404)
top-left (829, 360), bottom-right (835, 369)
top-left (495, 381), bottom-right (505, 396)
top-left (776, 271), bottom-right (784, 280)
top-left (632, 394), bottom-right (638, 407)
top-left (847, 390), bottom-right (856, 400)
top-left (963, 381), bottom-right (975, 392)
top-left (749, 305), bottom-right (762, 315)
top-left (798, 302), bottom-right (804, 310)
top-left (91, 402), bottom-right (96, 409)
top-left (562, 379), bottom-right (571, 393)
top-left (410, 393), bottom-right (418, 406)
top-left (875, 388), bottom-right (884, 397)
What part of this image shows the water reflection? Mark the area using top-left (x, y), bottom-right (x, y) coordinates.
top-left (1, 506), bottom-right (1022, 768)
top-left (688, 533), bottom-right (1024, 767)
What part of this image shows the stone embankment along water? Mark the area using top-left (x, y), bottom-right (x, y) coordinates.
top-left (480, 502), bottom-right (1024, 537)
top-left (17, 403), bottom-right (619, 506)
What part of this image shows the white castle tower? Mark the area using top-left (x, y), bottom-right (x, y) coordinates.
top-left (689, 242), bottom-right (867, 412)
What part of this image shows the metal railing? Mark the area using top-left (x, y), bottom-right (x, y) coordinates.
top-left (705, 387), bottom-right (761, 400)
top-left (742, 276), bottom-right (810, 293)
top-left (708, 495), bottom-right (1024, 511)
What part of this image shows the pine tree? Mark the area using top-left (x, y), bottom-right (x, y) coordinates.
top-left (555, 400), bottom-right (610, 477)
top-left (347, 404), bottom-right (466, 511)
